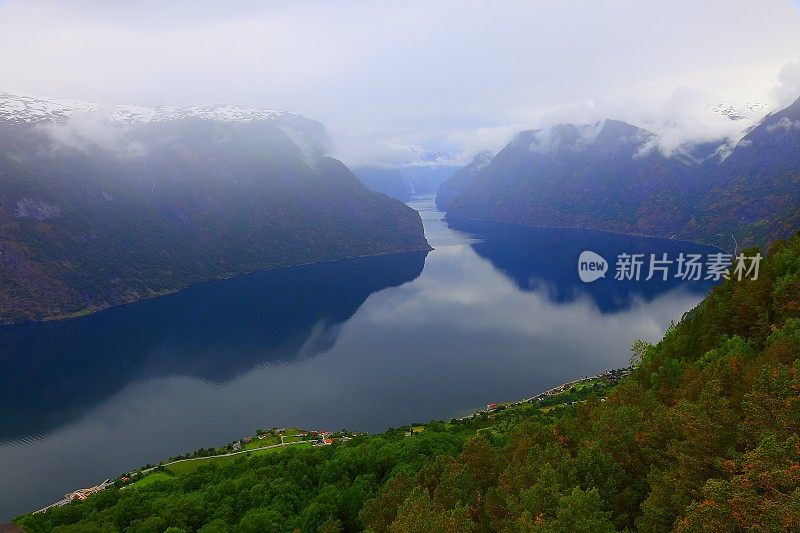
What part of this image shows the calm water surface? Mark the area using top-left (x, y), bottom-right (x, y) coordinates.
top-left (0, 196), bottom-right (718, 518)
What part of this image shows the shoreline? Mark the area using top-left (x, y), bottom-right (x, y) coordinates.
top-left (25, 366), bottom-right (632, 518)
top-left (0, 245), bottom-right (432, 327)
top-left (5, 209), bottom-right (723, 327)
top-left (444, 215), bottom-right (728, 251)
top-left (453, 367), bottom-right (632, 421)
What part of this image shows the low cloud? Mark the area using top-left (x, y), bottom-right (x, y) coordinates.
top-left (527, 122), bottom-right (603, 154)
top-left (1, 1), bottom-right (798, 168)
top-left (772, 59), bottom-right (800, 108)
top-left (41, 110), bottom-right (148, 158)
top-left (767, 116), bottom-right (800, 132)
top-left (530, 85), bottom-right (768, 159)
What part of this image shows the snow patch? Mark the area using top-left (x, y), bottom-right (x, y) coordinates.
top-left (0, 93), bottom-right (288, 125)
top-left (705, 102), bottom-right (768, 121)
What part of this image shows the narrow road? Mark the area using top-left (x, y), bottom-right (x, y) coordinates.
top-left (140, 439), bottom-right (307, 474)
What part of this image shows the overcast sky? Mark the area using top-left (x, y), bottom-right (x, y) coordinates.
top-left (1, 0), bottom-right (799, 166)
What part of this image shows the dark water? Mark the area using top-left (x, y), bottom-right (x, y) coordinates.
top-left (0, 197), bottom-right (718, 519)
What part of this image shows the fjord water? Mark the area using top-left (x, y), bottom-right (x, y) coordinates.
top-left (0, 197), bottom-right (718, 519)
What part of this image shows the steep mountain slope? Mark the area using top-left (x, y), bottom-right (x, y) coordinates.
top-left (443, 97), bottom-right (800, 249)
top-left (446, 120), bottom-right (697, 236)
top-left (435, 151), bottom-right (492, 210)
top-left (683, 96), bottom-right (800, 249)
top-left (0, 94), bottom-right (429, 323)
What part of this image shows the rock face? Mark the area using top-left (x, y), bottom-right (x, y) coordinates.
top-left (0, 94), bottom-right (430, 323)
top-left (441, 97), bottom-right (800, 250)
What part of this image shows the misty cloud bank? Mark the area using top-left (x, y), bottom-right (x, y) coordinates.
top-left (42, 111), bottom-right (149, 158)
top-left (0, 0), bottom-right (798, 168)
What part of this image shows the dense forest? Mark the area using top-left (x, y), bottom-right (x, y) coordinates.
top-left (17, 232), bottom-right (800, 532)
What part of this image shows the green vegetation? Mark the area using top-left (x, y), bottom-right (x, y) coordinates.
top-left (243, 436), bottom-right (280, 450)
top-left (128, 471), bottom-right (173, 490)
top-left (16, 233), bottom-right (800, 531)
top-left (162, 444), bottom-right (312, 477)
top-left (0, 120), bottom-right (429, 323)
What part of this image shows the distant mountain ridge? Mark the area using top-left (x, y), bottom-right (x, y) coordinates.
top-left (354, 150), bottom-right (460, 200)
top-left (353, 166), bottom-right (412, 200)
top-left (0, 94), bottom-right (429, 323)
top-left (445, 119), bottom-right (698, 238)
top-left (443, 96), bottom-right (800, 249)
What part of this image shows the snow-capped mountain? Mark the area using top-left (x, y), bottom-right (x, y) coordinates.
top-left (0, 92), bottom-right (429, 324)
top-left (706, 101), bottom-right (768, 121)
top-left (0, 93), bottom-right (290, 125)
top-left (0, 92), bottom-right (332, 160)
top-left (439, 96), bottom-right (800, 250)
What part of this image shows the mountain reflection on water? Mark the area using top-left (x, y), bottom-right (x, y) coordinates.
top-left (0, 196), bottom-right (717, 519)
top-left (450, 219), bottom-right (717, 313)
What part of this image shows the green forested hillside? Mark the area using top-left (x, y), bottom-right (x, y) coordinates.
top-left (17, 233), bottom-right (800, 532)
top-left (0, 117), bottom-right (429, 324)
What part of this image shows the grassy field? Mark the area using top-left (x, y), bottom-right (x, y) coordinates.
top-left (244, 435), bottom-right (280, 449)
top-left (129, 471), bottom-right (174, 489)
top-left (164, 441), bottom-right (313, 475)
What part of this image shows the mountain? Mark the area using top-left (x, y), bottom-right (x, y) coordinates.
top-left (446, 120), bottom-right (698, 237)
top-left (402, 167), bottom-right (460, 197)
top-left (442, 97), bottom-right (800, 249)
top-left (435, 151), bottom-right (492, 210)
top-left (684, 96), bottom-right (800, 249)
top-left (0, 94), bottom-right (430, 323)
